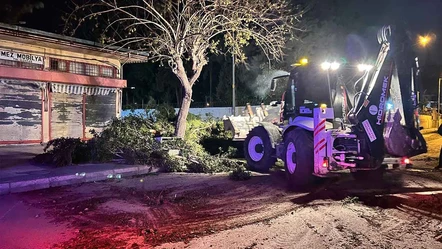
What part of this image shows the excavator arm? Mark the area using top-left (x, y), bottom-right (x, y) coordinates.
top-left (348, 25), bottom-right (427, 164)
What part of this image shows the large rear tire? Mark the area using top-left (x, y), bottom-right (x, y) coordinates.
top-left (244, 126), bottom-right (277, 172)
top-left (284, 128), bottom-right (315, 189)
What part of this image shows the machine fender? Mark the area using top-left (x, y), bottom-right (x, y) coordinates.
top-left (257, 122), bottom-right (282, 148)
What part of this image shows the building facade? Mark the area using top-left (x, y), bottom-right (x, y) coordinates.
top-left (0, 23), bottom-right (146, 144)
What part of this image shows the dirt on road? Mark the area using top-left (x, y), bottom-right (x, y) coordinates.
top-left (3, 165), bottom-right (441, 249)
top-left (413, 128), bottom-right (442, 169)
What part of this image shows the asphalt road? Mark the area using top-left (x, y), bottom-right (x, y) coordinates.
top-left (1, 168), bottom-right (442, 249)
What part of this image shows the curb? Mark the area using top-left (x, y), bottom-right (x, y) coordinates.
top-left (0, 165), bottom-right (158, 195)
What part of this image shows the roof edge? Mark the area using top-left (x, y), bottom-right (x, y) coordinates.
top-left (0, 23), bottom-right (149, 63)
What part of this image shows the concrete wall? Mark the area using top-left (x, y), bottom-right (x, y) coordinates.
top-left (121, 106), bottom-right (257, 120)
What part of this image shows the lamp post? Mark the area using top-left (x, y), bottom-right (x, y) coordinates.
top-left (130, 86), bottom-right (135, 107)
top-left (438, 76), bottom-right (441, 124)
top-left (417, 34), bottom-right (435, 68)
top-left (232, 54), bottom-right (236, 116)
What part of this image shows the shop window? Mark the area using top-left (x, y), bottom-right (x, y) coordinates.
top-left (101, 66), bottom-right (115, 78)
top-left (50, 59), bottom-right (67, 72)
top-left (69, 61), bottom-right (85, 75)
top-left (0, 59), bottom-right (18, 67)
top-left (85, 64), bottom-right (99, 76)
top-left (49, 58), bottom-right (117, 78)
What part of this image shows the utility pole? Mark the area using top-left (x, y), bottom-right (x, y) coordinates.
top-left (438, 76), bottom-right (441, 125)
top-left (209, 61), bottom-right (213, 106)
top-left (126, 90), bottom-right (129, 108)
top-left (232, 53), bottom-right (236, 116)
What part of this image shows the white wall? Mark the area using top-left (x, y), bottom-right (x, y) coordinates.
top-left (121, 106), bottom-right (258, 120)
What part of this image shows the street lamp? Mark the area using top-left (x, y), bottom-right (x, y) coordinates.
top-left (418, 35), bottom-right (433, 48)
top-left (130, 87), bottom-right (136, 107)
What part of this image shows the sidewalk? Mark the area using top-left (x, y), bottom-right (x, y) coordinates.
top-left (0, 162), bottom-right (157, 195)
top-left (0, 144), bottom-right (159, 195)
top-left (0, 144), bottom-right (45, 169)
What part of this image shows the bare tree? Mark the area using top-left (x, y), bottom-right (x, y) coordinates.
top-left (66, 0), bottom-right (303, 138)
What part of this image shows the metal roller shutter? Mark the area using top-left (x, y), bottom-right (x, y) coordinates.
top-left (51, 92), bottom-right (83, 139)
top-left (84, 93), bottom-right (116, 139)
top-left (0, 80), bottom-right (42, 143)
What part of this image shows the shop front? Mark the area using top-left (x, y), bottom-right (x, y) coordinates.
top-left (0, 23), bottom-right (146, 144)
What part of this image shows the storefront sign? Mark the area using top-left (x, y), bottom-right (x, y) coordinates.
top-left (0, 50), bottom-right (44, 65)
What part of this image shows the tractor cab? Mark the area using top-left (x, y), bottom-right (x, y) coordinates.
top-left (270, 64), bottom-right (339, 125)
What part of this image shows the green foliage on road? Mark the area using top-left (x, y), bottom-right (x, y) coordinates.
top-left (34, 107), bottom-right (243, 174)
top-left (229, 165), bottom-right (252, 181)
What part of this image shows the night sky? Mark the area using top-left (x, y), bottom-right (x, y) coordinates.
top-left (13, 0), bottom-right (442, 59)
top-left (1, 0), bottom-right (441, 102)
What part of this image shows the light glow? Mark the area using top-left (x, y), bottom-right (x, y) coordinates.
top-left (322, 158), bottom-right (329, 168)
top-left (293, 57), bottom-right (309, 67)
top-left (321, 61), bottom-right (340, 71)
top-left (418, 35), bottom-right (431, 47)
top-left (357, 64), bottom-right (373, 72)
top-left (330, 62), bottom-right (340, 70)
top-left (321, 62), bottom-right (331, 70)
top-left (300, 58), bottom-right (309, 65)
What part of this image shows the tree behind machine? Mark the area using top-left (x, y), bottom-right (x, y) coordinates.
top-left (65, 0), bottom-right (302, 138)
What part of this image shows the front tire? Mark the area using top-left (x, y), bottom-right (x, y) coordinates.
top-left (284, 128), bottom-right (315, 189)
top-left (244, 126), bottom-right (276, 172)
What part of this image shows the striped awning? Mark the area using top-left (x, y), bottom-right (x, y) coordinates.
top-left (51, 83), bottom-right (117, 96)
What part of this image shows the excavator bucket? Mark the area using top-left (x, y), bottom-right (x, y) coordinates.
top-left (384, 109), bottom-right (427, 157)
top-left (383, 44), bottom-right (427, 157)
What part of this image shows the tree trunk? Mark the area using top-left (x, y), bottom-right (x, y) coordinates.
top-left (173, 56), bottom-right (203, 139)
top-left (175, 88), bottom-right (192, 138)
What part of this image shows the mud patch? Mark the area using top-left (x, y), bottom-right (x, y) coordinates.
top-left (21, 173), bottom-right (297, 248)
top-left (18, 169), bottom-right (442, 248)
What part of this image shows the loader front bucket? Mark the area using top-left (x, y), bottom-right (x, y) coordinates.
top-left (223, 116), bottom-right (258, 141)
top-left (384, 110), bottom-right (427, 157)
